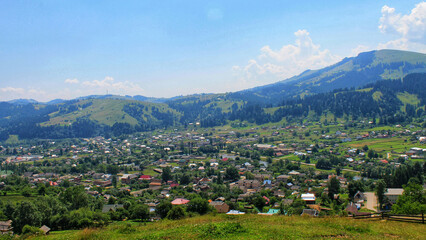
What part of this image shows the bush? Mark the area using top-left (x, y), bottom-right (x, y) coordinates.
top-left (76, 228), bottom-right (103, 240)
top-left (109, 207), bottom-right (129, 221)
top-left (21, 187), bottom-right (32, 197)
top-left (167, 205), bottom-right (186, 220)
top-left (129, 204), bottom-right (150, 221)
top-left (51, 208), bottom-right (109, 230)
top-left (156, 201), bottom-right (172, 219)
top-left (117, 223), bottom-right (136, 234)
top-left (198, 222), bottom-right (246, 238)
top-left (187, 198), bottom-right (210, 215)
top-left (21, 225), bottom-right (43, 236)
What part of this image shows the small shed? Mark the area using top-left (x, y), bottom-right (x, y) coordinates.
top-left (209, 201), bottom-right (230, 213)
top-left (40, 225), bottom-right (51, 235)
top-left (301, 209), bottom-right (318, 217)
top-left (102, 204), bottom-right (124, 213)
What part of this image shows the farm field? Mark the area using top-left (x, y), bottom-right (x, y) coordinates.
top-left (342, 137), bottom-right (418, 153)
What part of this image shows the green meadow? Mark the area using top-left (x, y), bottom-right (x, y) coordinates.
top-left (34, 214), bottom-right (426, 240)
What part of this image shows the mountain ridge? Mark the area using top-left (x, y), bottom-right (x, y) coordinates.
top-left (4, 49), bottom-right (425, 106)
top-left (0, 49), bottom-right (425, 140)
top-left (229, 49), bottom-right (426, 104)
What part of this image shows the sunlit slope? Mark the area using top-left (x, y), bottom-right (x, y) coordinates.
top-left (43, 99), bottom-right (180, 127)
top-left (231, 49), bottom-right (426, 103)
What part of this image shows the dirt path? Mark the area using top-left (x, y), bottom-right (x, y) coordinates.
top-left (364, 192), bottom-right (377, 212)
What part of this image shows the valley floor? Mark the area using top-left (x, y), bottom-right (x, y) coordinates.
top-left (35, 214), bottom-right (426, 240)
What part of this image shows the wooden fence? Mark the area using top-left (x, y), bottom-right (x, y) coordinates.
top-left (351, 212), bottom-right (425, 224)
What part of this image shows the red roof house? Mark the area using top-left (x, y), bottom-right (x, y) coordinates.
top-left (139, 175), bottom-right (152, 181)
top-left (171, 198), bottom-right (190, 205)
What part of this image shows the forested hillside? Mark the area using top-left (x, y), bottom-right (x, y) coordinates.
top-left (0, 73), bottom-right (424, 141)
top-left (1, 48), bottom-right (426, 141)
top-left (229, 50), bottom-right (426, 104)
top-left (0, 99), bottom-right (180, 140)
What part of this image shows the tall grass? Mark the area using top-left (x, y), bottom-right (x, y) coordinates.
top-left (36, 214), bottom-right (426, 240)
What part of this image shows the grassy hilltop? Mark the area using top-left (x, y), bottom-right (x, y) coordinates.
top-left (35, 214), bottom-right (426, 240)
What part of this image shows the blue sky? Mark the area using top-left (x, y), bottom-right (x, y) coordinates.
top-left (0, 0), bottom-right (425, 101)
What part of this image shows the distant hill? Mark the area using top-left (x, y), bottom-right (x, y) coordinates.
top-left (1, 73), bottom-right (424, 141)
top-left (73, 94), bottom-right (173, 103)
top-left (5, 49), bottom-right (424, 107)
top-left (1, 49), bottom-right (425, 140)
top-left (42, 98), bottom-right (180, 127)
top-left (5, 94), bottom-right (174, 106)
top-left (7, 99), bottom-right (39, 105)
top-left (0, 98), bottom-right (180, 140)
top-left (229, 49), bottom-right (426, 104)
top-left (46, 99), bottom-right (67, 105)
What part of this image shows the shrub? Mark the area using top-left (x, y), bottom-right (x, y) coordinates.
top-left (167, 205), bottom-right (186, 220)
top-left (187, 198), bottom-right (209, 215)
top-left (198, 222), bottom-right (246, 238)
top-left (76, 228), bottom-right (103, 240)
top-left (155, 201), bottom-right (172, 219)
top-left (21, 225), bottom-right (43, 236)
top-left (21, 187), bottom-right (32, 197)
top-left (129, 204), bottom-right (150, 221)
top-left (117, 223), bottom-right (136, 234)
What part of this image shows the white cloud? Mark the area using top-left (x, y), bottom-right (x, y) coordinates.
top-left (64, 78), bottom-right (79, 84)
top-left (350, 45), bottom-right (373, 57)
top-left (0, 87), bottom-right (47, 101)
top-left (232, 29), bottom-right (341, 89)
top-left (0, 76), bottom-right (146, 102)
top-left (28, 89), bottom-right (46, 95)
top-left (81, 76), bottom-right (144, 95)
top-left (378, 2), bottom-right (426, 52)
top-left (0, 87), bottom-right (25, 94)
top-left (82, 76), bottom-right (115, 88)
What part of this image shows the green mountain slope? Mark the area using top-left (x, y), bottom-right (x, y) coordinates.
top-left (42, 99), bottom-right (179, 127)
top-left (230, 73), bottom-right (425, 125)
top-left (230, 49), bottom-right (426, 103)
top-left (1, 50), bottom-right (425, 140)
top-left (0, 98), bottom-right (181, 140)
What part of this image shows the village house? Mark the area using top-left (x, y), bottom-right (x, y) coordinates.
top-left (301, 193), bottom-right (316, 205)
top-left (147, 202), bottom-right (158, 213)
top-left (276, 175), bottom-right (290, 182)
top-left (149, 181), bottom-right (162, 190)
top-left (0, 220), bottom-right (12, 234)
top-left (301, 209), bottom-right (318, 217)
top-left (254, 174), bottom-right (272, 182)
top-left (233, 179), bottom-right (261, 192)
top-left (385, 188), bottom-right (404, 204)
top-left (102, 204), bottom-right (124, 213)
top-left (130, 189), bottom-right (144, 197)
top-left (120, 173), bottom-right (139, 184)
top-left (171, 198), bottom-right (190, 205)
top-left (93, 180), bottom-right (112, 187)
top-left (209, 201), bottom-right (230, 213)
top-left (273, 189), bottom-right (285, 198)
top-left (139, 175), bottom-right (153, 181)
top-left (353, 191), bottom-right (366, 203)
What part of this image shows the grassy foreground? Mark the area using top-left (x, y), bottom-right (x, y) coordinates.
top-left (34, 214), bottom-right (426, 240)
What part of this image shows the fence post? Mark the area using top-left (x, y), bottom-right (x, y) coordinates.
top-left (422, 212), bottom-right (424, 224)
top-left (381, 212), bottom-right (384, 220)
